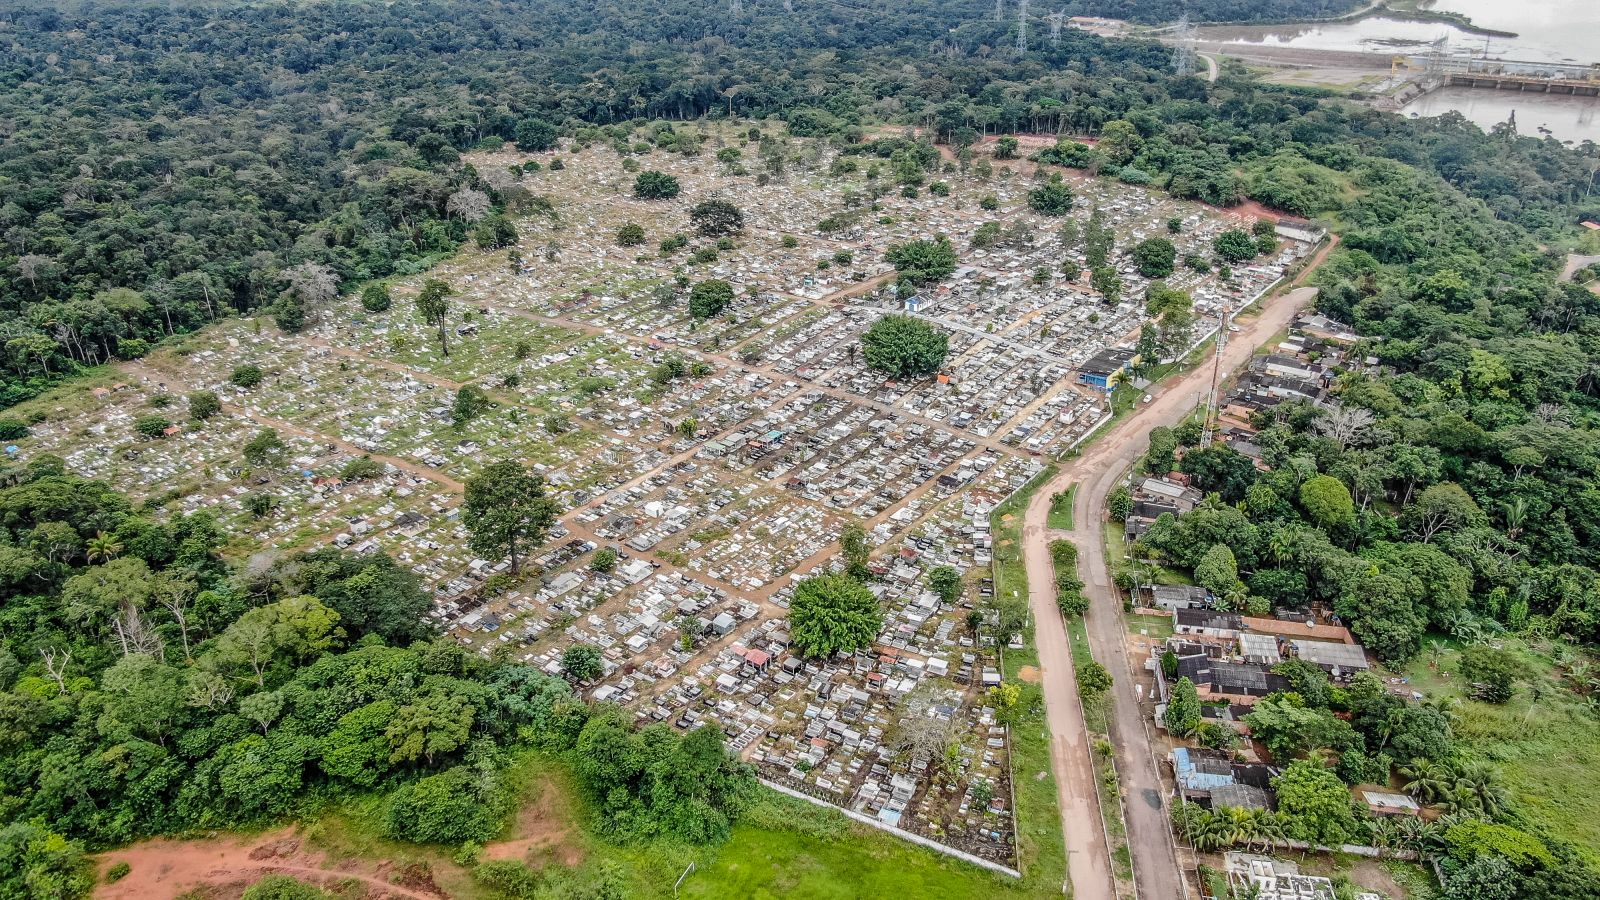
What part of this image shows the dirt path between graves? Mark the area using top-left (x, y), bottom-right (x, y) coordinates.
top-left (487, 302), bottom-right (1028, 456)
top-left (119, 361), bottom-right (469, 493)
top-left (1020, 284), bottom-right (1317, 900)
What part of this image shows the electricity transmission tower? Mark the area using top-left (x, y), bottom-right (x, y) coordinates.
top-left (730, 0), bottom-right (743, 12)
top-left (1047, 10), bottom-right (1065, 47)
top-left (994, 0), bottom-right (1004, 23)
top-left (1171, 14), bottom-right (1198, 77)
top-left (1015, 0), bottom-right (1029, 53)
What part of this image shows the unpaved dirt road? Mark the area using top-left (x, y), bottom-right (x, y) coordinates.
top-left (1022, 285), bottom-right (1317, 899)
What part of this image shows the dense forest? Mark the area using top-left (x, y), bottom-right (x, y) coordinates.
top-left (0, 0), bottom-right (1595, 407)
top-left (0, 459), bottom-right (754, 895)
top-left (1, 0), bottom-right (1600, 896)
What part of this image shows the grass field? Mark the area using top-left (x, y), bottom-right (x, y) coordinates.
top-left (988, 464), bottom-right (1070, 895)
top-left (1047, 484), bottom-right (1076, 531)
top-left (300, 752), bottom-right (1053, 900)
top-left (1394, 637), bottom-right (1600, 862)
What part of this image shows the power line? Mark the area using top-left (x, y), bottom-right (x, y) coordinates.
top-left (1171, 14), bottom-right (1197, 77)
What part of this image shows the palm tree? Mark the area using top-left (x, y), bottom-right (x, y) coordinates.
top-left (85, 531), bottom-right (123, 564)
top-left (1419, 693), bottom-right (1461, 725)
top-left (1220, 806), bottom-right (1260, 849)
top-left (1190, 812), bottom-right (1229, 852)
top-left (1401, 759), bottom-right (1452, 805)
top-left (1375, 706), bottom-right (1407, 751)
top-left (1567, 660), bottom-right (1591, 691)
top-left (1256, 811), bottom-right (1288, 852)
top-left (1445, 760), bottom-right (1509, 819)
top-left (1427, 639), bottom-right (1445, 671)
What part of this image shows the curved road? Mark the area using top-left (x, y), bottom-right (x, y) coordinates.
top-left (1022, 285), bottom-right (1317, 899)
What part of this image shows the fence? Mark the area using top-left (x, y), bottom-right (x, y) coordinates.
top-left (760, 777), bottom-right (1024, 879)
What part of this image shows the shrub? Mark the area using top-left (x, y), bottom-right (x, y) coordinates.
top-left (230, 365), bottom-right (264, 388)
top-left (188, 391), bottom-right (221, 421)
top-left (633, 170), bottom-right (680, 199)
top-left (385, 767), bottom-right (506, 845)
top-left (616, 222), bottom-right (646, 246)
top-left (241, 875), bottom-right (330, 900)
top-left (134, 414), bottom-right (171, 439)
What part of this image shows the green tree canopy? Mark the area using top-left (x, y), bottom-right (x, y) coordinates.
top-left (688, 279), bottom-right (735, 320)
top-left (463, 460), bottom-right (560, 575)
top-left (689, 199), bottom-right (744, 236)
top-left (860, 315), bottom-right (949, 380)
top-left (885, 236), bottom-right (957, 285)
top-left (1132, 237), bottom-right (1176, 277)
top-left (790, 573), bottom-right (882, 658)
top-left (1027, 176), bottom-right (1074, 216)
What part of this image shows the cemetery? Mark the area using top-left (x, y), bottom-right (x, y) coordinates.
top-left (3, 122), bottom-right (1323, 869)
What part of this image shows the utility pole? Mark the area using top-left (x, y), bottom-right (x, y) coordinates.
top-left (1200, 304), bottom-right (1230, 448)
top-left (1016, 0), bottom-right (1029, 53)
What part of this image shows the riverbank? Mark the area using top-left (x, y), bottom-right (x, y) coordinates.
top-left (1143, 0), bottom-right (1515, 37)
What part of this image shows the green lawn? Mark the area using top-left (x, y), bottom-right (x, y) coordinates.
top-left (305, 752), bottom-right (1052, 900)
top-left (988, 464), bottom-right (1068, 893)
top-left (1046, 484), bottom-right (1076, 531)
top-left (1396, 639), bottom-right (1600, 861)
top-left (685, 797), bottom-right (1043, 900)
top-left (1125, 613), bottom-right (1174, 640)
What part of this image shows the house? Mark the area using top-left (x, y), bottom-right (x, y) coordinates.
top-left (1357, 788), bottom-right (1421, 818)
top-left (1171, 749), bottom-right (1275, 810)
top-left (1210, 783), bottom-right (1273, 810)
top-left (1077, 347), bottom-right (1137, 392)
top-left (1256, 354), bottom-right (1324, 385)
top-left (1174, 608), bottom-right (1243, 639)
top-left (1240, 615), bottom-right (1354, 645)
top-left (1172, 747), bottom-right (1233, 793)
top-left (1208, 661), bottom-right (1290, 699)
top-left (1237, 633), bottom-right (1281, 665)
top-left (1288, 639), bottom-right (1370, 678)
top-left (1138, 477), bottom-right (1203, 510)
top-left (1149, 584), bottom-right (1210, 612)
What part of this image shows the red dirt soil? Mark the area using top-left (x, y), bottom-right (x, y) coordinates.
top-left (95, 830), bottom-right (446, 900)
top-left (479, 775), bottom-right (586, 869)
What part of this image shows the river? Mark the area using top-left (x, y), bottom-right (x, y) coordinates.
top-left (1194, 0), bottom-right (1600, 142)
